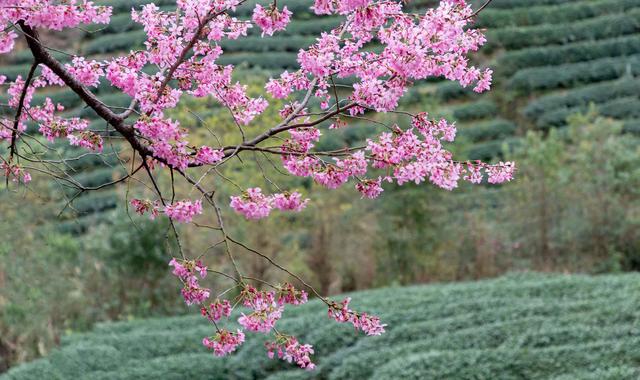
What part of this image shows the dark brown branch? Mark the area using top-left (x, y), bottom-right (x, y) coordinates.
top-left (18, 22), bottom-right (154, 159)
top-left (9, 61), bottom-right (38, 163)
top-left (228, 102), bottom-right (358, 154)
top-left (468, 0), bottom-right (493, 18)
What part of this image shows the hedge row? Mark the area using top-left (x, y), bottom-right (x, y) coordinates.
top-left (369, 338), bottom-right (640, 380)
top-left (508, 54), bottom-right (640, 92)
top-left (486, 10), bottom-right (640, 53)
top-left (0, 63), bottom-right (36, 81)
top-left (485, 0), bottom-right (582, 9)
top-left (622, 118), bottom-right (640, 134)
top-left (459, 119), bottom-right (517, 142)
top-left (536, 96), bottom-right (640, 128)
top-left (6, 273), bottom-right (639, 380)
top-left (452, 100), bottom-right (498, 121)
top-left (435, 81), bottom-right (476, 102)
top-left (475, 0), bottom-right (640, 28)
top-left (523, 79), bottom-right (640, 120)
top-left (466, 137), bottom-right (520, 161)
top-left (56, 213), bottom-right (114, 235)
top-left (83, 30), bottom-right (146, 55)
top-left (219, 35), bottom-right (315, 53)
top-left (216, 52), bottom-right (299, 70)
top-left (71, 167), bottom-right (124, 189)
top-left (5, 49), bottom-right (69, 65)
top-left (319, 291), bottom-right (638, 377)
top-left (497, 35), bottom-right (640, 76)
top-left (66, 191), bottom-right (119, 216)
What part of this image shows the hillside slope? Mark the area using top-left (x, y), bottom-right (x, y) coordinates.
top-left (2, 273), bottom-right (639, 380)
top-left (3, 0), bottom-right (640, 233)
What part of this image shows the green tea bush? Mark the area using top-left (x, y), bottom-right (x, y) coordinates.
top-left (509, 54), bottom-right (640, 92)
top-left (71, 167), bottom-right (124, 189)
top-left (67, 191), bottom-right (119, 216)
top-left (4, 273), bottom-right (639, 380)
top-left (452, 100), bottom-right (498, 121)
top-left (487, 0), bottom-right (583, 9)
top-left (217, 52), bottom-right (299, 69)
top-left (486, 10), bottom-right (640, 53)
top-left (623, 118), bottom-right (640, 134)
top-left (219, 36), bottom-right (316, 53)
top-left (0, 63), bottom-right (36, 81)
top-left (84, 30), bottom-right (146, 55)
top-left (459, 119), bottom-right (517, 142)
top-left (536, 97), bottom-right (640, 128)
top-left (467, 137), bottom-right (522, 161)
top-left (435, 81), bottom-right (475, 101)
top-left (498, 35), bottom-right (640, 76)
top-left (475, 0), bottom-right (640, 28)
top-left (523, 79), bottom-right (640, 120)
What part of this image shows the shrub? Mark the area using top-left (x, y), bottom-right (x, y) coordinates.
top-left (216, 52), bottom-right (299, 69)
top-left (4, 273), bottom-right (639, 380)
top-left (523, 79), bottom-right (640, 121)
top-left (498, 35), bottom-right (640, 76)
top-left (622, 118), bottom-right (640, 134)
top-left (486, 10), bottom-right (640, 53)
top-left (84, 30), bottom-right (146, 55)
top-left (219, 36), bottom-right (316, 53)
top-left (459, 119), bottom-right (517, 142)
top-left (536, 97), bottom-right (640, 128)
top-left (466, 137), bottom-right (521, 161)
top-left (435, 81), bottom-right (476, 102)
top-left (476, 0), bottom-right (640, 28)
top-left (452, 100), bottom-right (498, 121)
top-left (508, 54), bottom-right (640, 92)
top-left (487, 0), bottom-right (584, 9)
top-left (65, 191), bottom-right (119, 216)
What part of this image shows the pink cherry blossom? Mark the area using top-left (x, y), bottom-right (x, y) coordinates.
top-left (203, 329), bottom-right (245, 357)
top-left (201, 299), bottom-right (232, 323)
top-left (252, 4), bottom-right (292, 37)
top-left (273, 192), bottom-right (309, 212)
top-left (230, 187), bottom-right (273, 220)
top-left (238, 286), bottom-right (283, 333)
top-left (276, 283), bottom-right (309, 306)
top-left (328, 297), bottom-right (386, 336)
top-left (356, 178), bottom-right (384, 199)
top-left (164, 200), bottom-right (203, 223)
top-left (266, 334), bottom-right (315, 370)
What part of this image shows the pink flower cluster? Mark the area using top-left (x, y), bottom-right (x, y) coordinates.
top-left (276, 283), bottom-right (309, 306)
top-left (230, 188), bottom-right (309, 220)
top-left (197, 283), bottom-right (311, 364)
top-left (169, 258), bottom-right (210, 305)
top-left (201, 299), bottom-right (232, 323)
top-left (238, 286), bottom-right (284, 333)
top-left (130, 199), bottom-right (160, 219)
top-left (356, 178), bottom-right (384, 199)
top-left (328, 297), bottom-right (386, 336)
top-left (0, 1), bottom-right (111, 55)
top-left (1, 163), bottom-right (31, 184)
top-left (203, 329), bottom-right (245, 357)
top-left (266, 334), bottom-right (315, 370)
top-left (252, 4), bottom-right (292, 37)
top-left (164, 199), bottom-right (203, 223)
top-left (65, 57), bottom-right (104, 88)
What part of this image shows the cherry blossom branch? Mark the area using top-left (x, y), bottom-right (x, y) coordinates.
top-left (9, 61), bottom-right (38, 164)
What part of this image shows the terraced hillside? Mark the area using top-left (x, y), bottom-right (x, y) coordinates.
top-left (2, 273), bottom-right (639, 379)
top-left (3, 0), bottom-right (640, 232)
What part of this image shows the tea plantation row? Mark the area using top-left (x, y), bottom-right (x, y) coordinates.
top-left (2, 273), bottom-right (639, 379)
